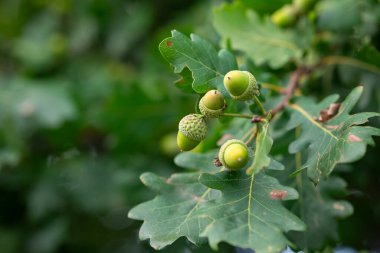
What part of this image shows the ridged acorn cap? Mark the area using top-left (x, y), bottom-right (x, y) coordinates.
top-left (223, 70), bottom-right (259, 101)
top-left (178, 114), bottom-right (207, 142)
top-left (199, 90), bottom-right (226, 118)
top-left (218, 139), bottom-right (249, 170)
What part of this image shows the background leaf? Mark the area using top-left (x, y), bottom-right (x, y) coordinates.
top-left (213, 2), bottom-right (304, 69)
top-left (316, 0), bottom-right (364, 31)
top-left (0, 78), bottom-right (77, 129)
top-left (289, 175), bottom-right (353, 250)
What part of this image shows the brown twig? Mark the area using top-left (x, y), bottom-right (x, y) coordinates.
top-left (270, 67), bottom-right (310, 118)
top-left (253, 53), bottom-right (376, 122)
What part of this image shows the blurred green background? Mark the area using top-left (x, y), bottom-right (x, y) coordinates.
top-left (0, 0), bottom-right (212, 252)
top-left (0, 0), bottom-right (379, 253)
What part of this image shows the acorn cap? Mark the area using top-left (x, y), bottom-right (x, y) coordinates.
top-left (199, 90), bottom-right (226, 118)
top-left (219, 139), bottom-right (249, 170)
top-left (178, 114), bottom-right (207, 142)
top-left (223, 70), bottom-right (259, 101)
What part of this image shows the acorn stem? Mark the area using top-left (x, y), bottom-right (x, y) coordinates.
top-left (221, 113), bottom-right (253, 119)
top-left (253, 96), bottom-right (266, 115)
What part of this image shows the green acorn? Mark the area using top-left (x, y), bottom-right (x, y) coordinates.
top-left (199, 90), bottom-right (226, 118)
top-left (271, 4), bottom-right (298, 27)
top-left (294, 0), bottom-right (316, 12)
top-left (223, 70), bottom-right (259, 101)
top-left (177, 114), bottom-right (207, 151)
top-left (218, 139), bottom-right (249, 170)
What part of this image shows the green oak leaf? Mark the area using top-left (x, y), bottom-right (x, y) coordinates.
top-left (129, 156), bottom-right (302, 252)
top-left (247, 114), bottom-right (273, 175)
top-left (159, 30), bottom-right (237, 93)
top-left (128, 172), bottom-right (218, 249)
top-left (199, 170), bottom-right (305, 253)
top-left (290, 175), bottom-right (353, 250)
top-left (213, 2), bottom-right (303, 69)
top-left (0, 78), bottom-right (77, 129)
top-left (174, 150), bottom-right (219, 172)
top-left (174, 67), bottom-right (195, 94)
top-left (286, 86), bottom-right (380, 183)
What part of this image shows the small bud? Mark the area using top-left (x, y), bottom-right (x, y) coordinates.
top-left (251, 116), bottom-right (262, 123)
top-left (214, 157), bottom-right (223, 167)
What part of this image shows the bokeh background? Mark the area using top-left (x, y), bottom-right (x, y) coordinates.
top-left (0, 0), bottom-right (379, 253)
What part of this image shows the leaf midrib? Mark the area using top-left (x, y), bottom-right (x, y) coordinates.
top-left (247, 173), bottom-right (254, 232)
top-left (165, 43), bottom-right (223, 78)
top-left (289, 103), bottom-right (339, 140)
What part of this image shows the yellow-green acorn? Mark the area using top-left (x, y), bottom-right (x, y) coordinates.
top-left (199, 90), bottom-right (226, 118)
top-left (271, 4), bottom-right (298, 27)
top-left (294, 0), bottom-right (316, 12)
top-left (177, 114), bottom-right (207, 151)
top-left (223, 70), bottom-right (258, 101)
top-left (218, 139), bottom-right (249, 170)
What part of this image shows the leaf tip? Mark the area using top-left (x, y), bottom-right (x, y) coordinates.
top-left (140, 172), bottom-right (165, 192)
top-left (353, 85), bottom-right (364, 96)
top-left (127, 205), bottom-right (142, 220)
top-left (171, 29), bottom-right (178, 36)
top-left (127, 209), bottom-right (136, 219)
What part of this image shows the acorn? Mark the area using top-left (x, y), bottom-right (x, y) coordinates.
top-left (199, 90), bottom-right (226, 118)
top-left (177, 114), bottom-right (207, 151)
top-left (293, 0), bottom-right (316, 12)
top-left (223, 70), bottom-right (259, 101)
top-left (218, 139), bottom-right (249, 170)
top-left (271, 4), bottom-right (298, 27)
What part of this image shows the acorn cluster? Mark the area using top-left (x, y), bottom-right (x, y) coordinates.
top-left (177, 70), bottom-right (258, 170)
